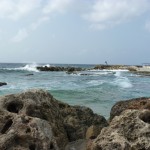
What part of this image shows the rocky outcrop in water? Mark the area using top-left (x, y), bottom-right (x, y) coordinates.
top-left (110, 97), bottom-right (150, 121)
top-left (93, 65), bottom-right (128, 70)
top-left (0, 89), bottom-right (107, 150)
top-left (91, 109), bottom-right (150, 150)
top-left (37, 66), bottom-right (83, 72)
top-left (0, 82), bottom-right (7, 86)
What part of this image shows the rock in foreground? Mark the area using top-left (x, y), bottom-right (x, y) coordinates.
top-left (0, 89), bottom-right (107, 150)
top-left (91, 109), bottom-right (150, 150)
top-left (110, 97), bottom-right (150, 121)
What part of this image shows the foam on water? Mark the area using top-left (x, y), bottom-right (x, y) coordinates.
top-left (113, 71), bottom-right (132, 88)
top-left (2, 63), bottom-right (39, 72)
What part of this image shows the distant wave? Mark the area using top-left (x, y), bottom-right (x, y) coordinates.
top-left (1, 63), bottom-right (39, 72)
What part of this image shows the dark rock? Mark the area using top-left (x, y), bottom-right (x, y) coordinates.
top-left (65, 139), bottom-right (87, 150)
top-left (56, 101), bottom-right (108, 142)
top-left (110, 97), bottom-right (150, 121)
top-left (25, 74), bottom-right (34, 76)
top-left (37, 66), bottom-right (84, 72)
top-left (0, 82), bottom-right (7, 86)
top-left (91, 109), bottom-right (150, 150)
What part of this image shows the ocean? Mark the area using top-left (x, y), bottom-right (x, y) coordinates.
top-left (0, 63), bottom-right (150, 118)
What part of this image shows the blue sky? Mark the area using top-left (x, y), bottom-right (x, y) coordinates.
top-left (0, 0), bottom-right (150, 65)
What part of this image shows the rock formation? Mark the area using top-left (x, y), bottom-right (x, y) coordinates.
top-left (36, 66), bottom-right (83, 72)
top-left (0, 89), bottom-right (107, 150)
top-left (91, 109), bottom-right (150, 150)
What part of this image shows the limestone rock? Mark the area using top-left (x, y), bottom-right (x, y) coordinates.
top-left (0, 89), bottom-right (108, 150)
top-left (110, 97), bottom-right (150, 121)
top-left (91, 109), bottom-right (150, 150)
top-left (0, 89), bottom-right (68, 150)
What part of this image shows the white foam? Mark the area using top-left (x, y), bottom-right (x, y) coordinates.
top-left (87, 80), bottom-right (104, 86)
top-left (4, 63), bottom-right (39, 72)
top-left (112, 71), bottom-right (133, 88)
top-left (113, 77), bottom-right (133, 88)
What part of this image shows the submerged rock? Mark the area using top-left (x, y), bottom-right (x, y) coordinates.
top-left (0, 89), bottom-right (107, 150)
top-left (91, 109), bottom-right (150, 150)
top-left (110, 97), bottom-right (150, 121)
top-left (0, 82), bottom-right (7, 86)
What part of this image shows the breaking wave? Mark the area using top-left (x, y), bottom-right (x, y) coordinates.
top-left (1, 63), bottom-right (39, 72)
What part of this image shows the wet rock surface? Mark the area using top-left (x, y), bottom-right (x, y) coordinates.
top-left (0, 89), bottom-right (107, 150)
top-left (91, 109), bottom-right (150, 150)
top-left (110, 97), bottom-right (150, 121)
top-left (0, 82), bottom-right (7, 86)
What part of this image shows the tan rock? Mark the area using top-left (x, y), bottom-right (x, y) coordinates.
top-left (86, 125), bottom-right (101, 140)
top-left (91, 109), bottom-right (150, 150)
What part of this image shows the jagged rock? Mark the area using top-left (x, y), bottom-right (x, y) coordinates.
top-left (0, 89), bottom-right (68, 150)
top-left (56, 101), bottom-right (108, 142)
top-left (91, 109), bottom-right (150, 150)
top-left (37, 66), bottom-right (83, 72)
top-left (0, 82), bottom-right (7, 86)
top-left (110, 97), bottom-right (150, 121)
top-left (0, 89), bottom-right (108, 150)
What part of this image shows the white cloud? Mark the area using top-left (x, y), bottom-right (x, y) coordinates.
top-left (11, 28), bottom-right (28, 42)
top-left (43, 0), bottom-right (73, 14)
top-left (145, 21), bottom-right (150, 32)
top-left (31, 16), bottom-right (50, 30)
top-left (0, 0), bottom-right (41, 20)
top-left (10, 0), bottom-right (75, 42)
top-left (83, 0), bottom-right (150, 30)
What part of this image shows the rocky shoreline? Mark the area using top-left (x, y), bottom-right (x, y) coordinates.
top-left (0, 89), bottom-right (149, 150)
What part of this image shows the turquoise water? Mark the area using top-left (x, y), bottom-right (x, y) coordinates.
top-left (0, 63), bottom-right (150, 118)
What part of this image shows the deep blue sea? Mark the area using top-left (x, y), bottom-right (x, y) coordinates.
top-left (0, 63), bottom-right (150, 118)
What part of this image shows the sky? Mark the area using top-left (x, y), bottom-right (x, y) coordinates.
top-left (0, 0), bottom-right (150, 65)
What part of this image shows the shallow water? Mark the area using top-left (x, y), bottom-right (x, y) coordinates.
top-left (0, 63), bottom-right (150, 118)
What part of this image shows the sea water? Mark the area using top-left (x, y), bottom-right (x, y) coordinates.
top-left (0, 63), bottom-right (150, 118)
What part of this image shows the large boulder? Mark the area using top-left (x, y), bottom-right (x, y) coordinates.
top-left (0, 90), bottom-right (68, 150)
top-left (110, 97), bottom-right (150, 121)
top-left (91, 109), bottom-right (150, 150)
top-left (0, 89), bottom-right (108, 150)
